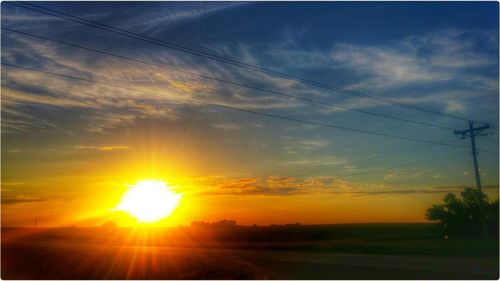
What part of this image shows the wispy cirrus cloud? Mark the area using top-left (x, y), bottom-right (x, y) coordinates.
top-left (1, 28), bottom-right (302, 135)
top-left (124, 2), bottom-right (246, 34)
top-left (176, 175), bottom-right (421, 197)
top-left (1, 195), bottom-right (48, 205)
top-left (185, 175), bottom-right (342, 196)
top-left (327, 30), bottom-right (498, 117)
top-left (5, 12), bottom-right (495, 135)
top-left (431, 185), bottom-right (499, 190)
top-left (74, 145), bottom-right (129, 151)
top-left (337, 184), bottom-right (499, 197)
top-left (330, 30), bottom-right (497, 89)
top-left (211, 123), bottom-right (242, 131)
top-left (283, 156), bottom-right (350, 171)
top-left (341, 189), bottom-right (448, 196)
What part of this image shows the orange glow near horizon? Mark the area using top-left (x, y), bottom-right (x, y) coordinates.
top-left (116, 180), bottom-right (182, 223)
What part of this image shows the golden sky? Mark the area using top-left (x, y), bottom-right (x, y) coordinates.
top-left (2, 2), bottom-right (499, 227)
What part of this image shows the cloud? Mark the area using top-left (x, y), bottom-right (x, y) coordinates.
top-left (190, 175), bottom-right (343, 196)
top-left (4, 7), bottom-right (497, 116)
top-left (284, 155), bottom-right (348, 168)
top-left (1, 87), bottom-right (92, 109)
top-left (279, 137), bottom-right (333, 155)
top-left (5, 149), bottom-right (23, 153)
top-left (211, 123), bottom-right (242, 131)
top-left (126, 2), bottom-right (245, 34)
top-left (269, 48), bottom-right (332, 70)
top-left (2, 195), bottom-right (48, 205)
top-left (330, 44), bottom-right (446, 86)
top-left (189, 175), bottom-right (461, 197)
top-left (445, 101), bottom-right (465, 113)
top-left (74, 145), bottom-right (129, 151)
top-left (2, 27), bottom-right (304, 135)
top-left (319, 29), bottom-right (499, 121)
top-left (330, 29), bottom-right (497, 91)
top-left (11, 17), bottom-right (494, 139)
top-left (202, 27), bottom-right (498, 122)
top-left (331, 184), bottom-right (499, 197)
top-left (1, 182), bottom-right (25, 188)
top-left (383, 173), bottom-right (398, 180)
top-left (343, 189), bottom-right (448, 196)
top-left (297, 139), bottom-right (331, 149)
top-left (431, 185), bottom-right (499, 190)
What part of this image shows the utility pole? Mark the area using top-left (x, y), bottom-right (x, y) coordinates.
top-left (454, 121), bottom-right (490, 239)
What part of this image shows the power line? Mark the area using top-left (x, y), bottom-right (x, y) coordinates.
top-left (259, 130), bottom-right (490, 182)
top-left (280, 137), bottom-right (461, 179)
top-left (2, 62), bottom-right (470, 149)
top-left (262, 151), bottom-right (474, 195)
top-left (4, 63), bottom-right (496, 189)
top-left (286, 138), bottom-right (500, 181)
top-left (5, 1), bottom-right (493, 126)
top-left (1, 27), bottom-right (456, 132)
top-left (482, 137), bottom-right (499, 145)
top-left (340, 153), bottom-right (465, 180)
top-left (336, 138), bottom-right (460, 168)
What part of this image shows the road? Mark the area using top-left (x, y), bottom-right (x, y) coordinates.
top-left (2, 240), bottom-right (498, 279)
top-left (219, 248), bottom-right (499, 279)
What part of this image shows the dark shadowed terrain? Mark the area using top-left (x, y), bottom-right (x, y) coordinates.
top-left (2, 224), bottom-right (498, 279)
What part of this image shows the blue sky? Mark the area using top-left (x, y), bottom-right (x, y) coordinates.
top-left (1, 2), bottom-right (498, 225)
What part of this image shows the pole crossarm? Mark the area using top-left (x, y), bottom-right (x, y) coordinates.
top-left (454, 123), bottom-right (490, 138)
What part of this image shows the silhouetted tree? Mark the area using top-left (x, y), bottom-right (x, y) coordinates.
top-left (426, 188), bottom-right (499, 238)
top-left (486, 200), bottom-right (499, 238)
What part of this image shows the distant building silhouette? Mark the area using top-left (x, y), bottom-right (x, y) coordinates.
top-left (190, 220), bottom-right (237, 228)
top-left (212, 219), bottom-right (237, 228)
top-left (102, 220), bottom-right (117, 229)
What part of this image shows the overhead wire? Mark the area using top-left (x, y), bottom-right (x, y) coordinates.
top-left (339, 153), bottom-right (466, 180)
top-left (3, 2), bottom-right (497, 189)
top-left (1, 62), bottom-right (471, 149)
top-left (5, 1), bottom-right (495, 127)
top-left (1, 27), bottom-right (457, 132)
top-left (278, 137), bottom-right (462, 179)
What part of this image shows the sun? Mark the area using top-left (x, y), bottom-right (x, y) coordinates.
top-left (116, 180), bottom-right (182, 223)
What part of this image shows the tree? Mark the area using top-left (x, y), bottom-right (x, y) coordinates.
top-left (426, 188), bottom-right (499, 238)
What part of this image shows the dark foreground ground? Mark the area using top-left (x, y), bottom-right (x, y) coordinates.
top-left (2, 224), bottom-right (499, 279)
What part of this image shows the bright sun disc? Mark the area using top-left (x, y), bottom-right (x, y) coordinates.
top-left (117, 180), bottom-right (181, 223)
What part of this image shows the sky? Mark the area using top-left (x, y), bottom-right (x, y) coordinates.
top-left (1, 1), bottom-right (499, 227)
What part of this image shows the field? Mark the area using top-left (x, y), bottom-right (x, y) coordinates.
top-left (2, 223), bottom-right (498, 279)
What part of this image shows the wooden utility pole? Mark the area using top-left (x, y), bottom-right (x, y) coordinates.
top-left (455, 121), bottom-right (490, 238)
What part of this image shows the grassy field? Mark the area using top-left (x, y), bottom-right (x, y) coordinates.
top-left (2, 223), bottom-right (498, 279)
top-left (3, 223), bottom-right (496, 256)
